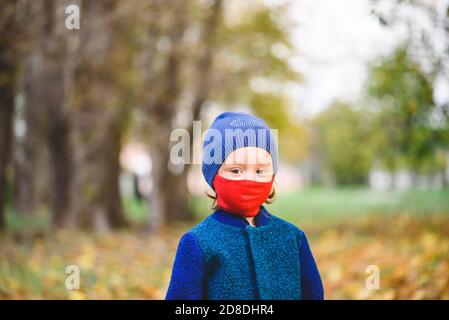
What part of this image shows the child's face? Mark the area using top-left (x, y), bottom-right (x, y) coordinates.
top-left (217, 147), bottom-right (274, 182)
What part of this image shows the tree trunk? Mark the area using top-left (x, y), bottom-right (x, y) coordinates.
top-left (147, 128), bottom-right (193, 230)
top-left (36, 0), bottom-right (75, 227)
top-left (43, 57), bottom-right (73, 227)
top-left (0, 0), bottom-right (21, 230)
top-left (144, 0), bottom-right (223, 230)
top-left (71, 107), bottom-right (128, 231)
top-left (0, 81), bottom-right (15, 231)
top-left (13, 53), bottom-right (51, 215)
top-left (69, 0), bottom-right (128, 232)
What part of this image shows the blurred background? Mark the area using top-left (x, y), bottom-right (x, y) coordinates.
top-left (0, 0), bottom-right (448, 299)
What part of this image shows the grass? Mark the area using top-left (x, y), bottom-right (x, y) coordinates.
top-left (5, 188), bottom-right (449, 232)
top-left (192, 187), bottom-right (449, 224)
top-left (5, 209), bottom-right (50, 233)
top-left (122, 196), bottom-right (149, 223)
top-left (4, 196), bottom-right (149, 232)
top-left (270, 187), bottom-right (449, 222)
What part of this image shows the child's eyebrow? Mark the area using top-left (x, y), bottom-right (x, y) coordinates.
top-left (224, 162), bottom-right (271, 167)
top-left (222, 163), bottom-right (246, 166)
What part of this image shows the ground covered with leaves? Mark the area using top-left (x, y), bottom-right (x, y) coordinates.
top-left (1, 213), bottom-right (448, 299)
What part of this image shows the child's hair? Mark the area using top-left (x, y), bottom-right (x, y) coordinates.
top-left (206, 183), bottom-right (277, 210)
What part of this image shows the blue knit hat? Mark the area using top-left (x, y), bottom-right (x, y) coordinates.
top-left (202, 112), bottom-right (278, 188)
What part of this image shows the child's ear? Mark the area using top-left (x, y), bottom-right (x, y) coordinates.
top-left (265, 184), bottom-right (276, 204)
top-left (205, 190), bottom-right (218, 210)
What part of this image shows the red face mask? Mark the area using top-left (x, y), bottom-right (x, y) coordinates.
top-left (212, 174), bottom-right (274, 217)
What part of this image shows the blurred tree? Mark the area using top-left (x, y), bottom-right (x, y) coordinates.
top-left (212, 1), bottom-right (303, 159)
top-left (0, 0), bottom-right (23, 230)
top-left (1, 0), bottom-right (301, 232)
top-left (372, 0), bottom-right (449, 104)
top-left (13, 35), bottom-right (51, 217)
top-left (40, 0), bottom-right (76, 228)
top-left (314, 102), bottom-right (375, 185)
top-left (371, 0), bottom-right (449, 136)
top-left (28, 0), bottom-right (76, 227)
top-left (69, 0), bottom-right (139, 231)
top-left (140, 0), bottom-right (203, 229)
top-left (250, 92), bottom-right (306, 162)
top-left (12, 1), bottom-right (64, 218)
top-left (367, 47), bottom-right (446, 176)
top-left (138, 0), bottom-right (301, 229)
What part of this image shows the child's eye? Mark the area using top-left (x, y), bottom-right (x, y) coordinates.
top-left (230, 168), bottom-right (243, 175)
top-left (257, 169), bottom-right (267, 175)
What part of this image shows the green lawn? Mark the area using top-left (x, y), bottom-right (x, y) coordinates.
top-left (5, 187), bottom-right (449, 231)
top-left (191, 187), bottom-right (449, 223)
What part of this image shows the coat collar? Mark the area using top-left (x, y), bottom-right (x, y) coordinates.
top-left (211, 205), bottom-right (272, 228)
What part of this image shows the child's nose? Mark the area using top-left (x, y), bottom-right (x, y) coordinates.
top-left (244, 170), bottom-right (258, 181)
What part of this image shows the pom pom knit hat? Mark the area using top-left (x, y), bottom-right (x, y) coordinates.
top-left (201, 112), bottom-right (278, 188)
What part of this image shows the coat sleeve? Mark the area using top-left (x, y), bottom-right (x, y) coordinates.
top-left (165, 231), bottom-right (205, 300)
top-left (298, 231), bottom-right (324, 300)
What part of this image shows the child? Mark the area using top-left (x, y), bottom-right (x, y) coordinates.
top-left (165, 112), bottom-right (324, 300)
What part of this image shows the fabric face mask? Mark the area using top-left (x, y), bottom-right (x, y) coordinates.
top-left (212, 174), bottom-right (274, 217)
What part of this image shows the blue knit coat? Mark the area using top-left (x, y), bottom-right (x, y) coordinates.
top-left (165, 206), bottom-right (324, 300)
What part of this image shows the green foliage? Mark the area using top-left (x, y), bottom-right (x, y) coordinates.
top-left (314, 103), bottom-right (375, 185)
top-left (196, 1), bottom-right (306, 163)
top-left (367, 46), bottom-right (447, 172)
top-left (314, 45), bottom-right (448, 185)
top-left (250, 92), bottom-right (307, 161)
top-left (123, 196), bottom-right (149, 223)
top-left (212, 3), bottom-right (300, 105)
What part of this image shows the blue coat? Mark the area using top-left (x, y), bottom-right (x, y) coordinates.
top-left (166, 206), bottom-right (324, 300)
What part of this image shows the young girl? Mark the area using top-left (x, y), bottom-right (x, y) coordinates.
top-left (166, 112), bottom-right (324, 300)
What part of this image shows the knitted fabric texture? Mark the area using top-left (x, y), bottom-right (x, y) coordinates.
top-left (201, 112), bottom-right (278, 188)
top-left (166, 206), bottom-right (324, 300)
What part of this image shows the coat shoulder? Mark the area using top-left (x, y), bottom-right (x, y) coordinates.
top-left (185, 214), bottom-right (218, 238)
top-left (268, 213), bottom-right (306, 237)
